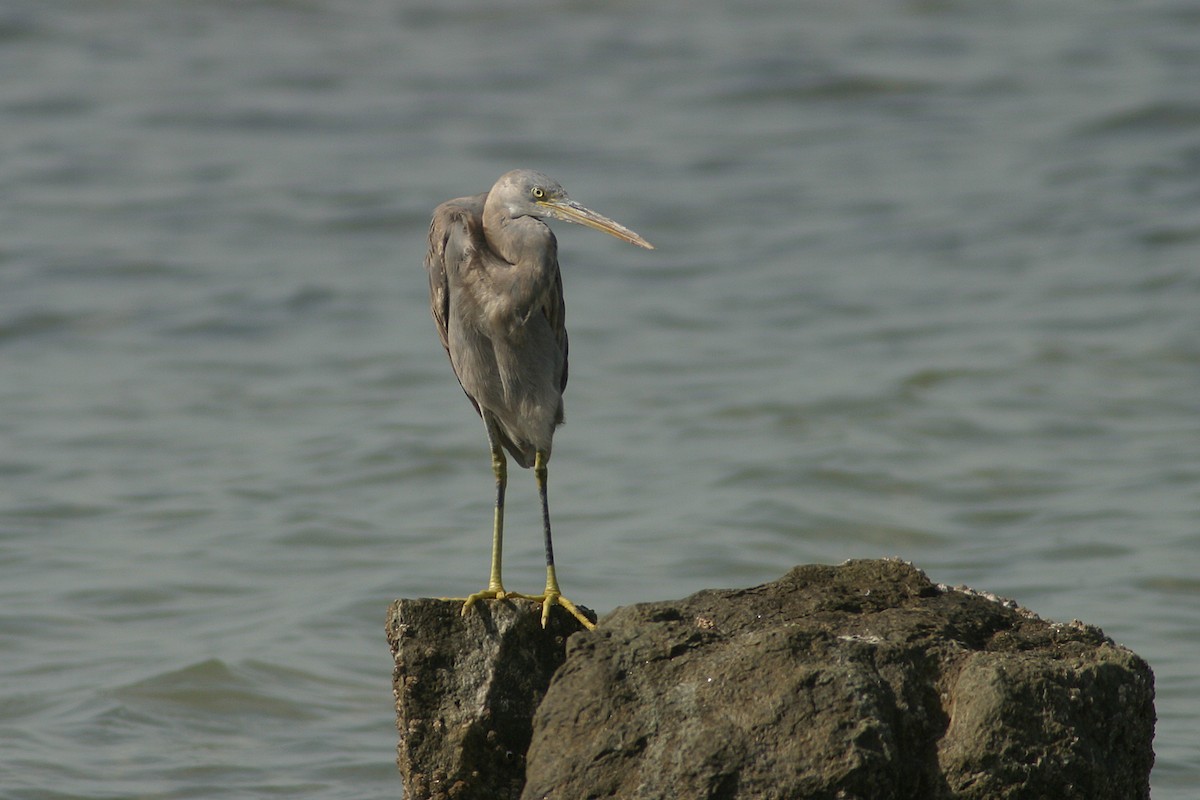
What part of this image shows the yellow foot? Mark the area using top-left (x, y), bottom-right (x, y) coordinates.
top-left (530, 591), bottom-right (596, 631)
top-left (452, 587), bottom-right (535, 618)
top-left (443, 588), bottom-right (596, 631)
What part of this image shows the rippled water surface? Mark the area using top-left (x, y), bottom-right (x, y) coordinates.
top-left (2, 1), bottom-right (1198, 797)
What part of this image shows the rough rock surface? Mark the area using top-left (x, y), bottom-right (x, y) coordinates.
top-left (390, 561), bottom-right (1155, 800)
top-left (386, 597), bottom-right (593, 800)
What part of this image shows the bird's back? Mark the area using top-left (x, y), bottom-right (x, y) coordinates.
top-left (425, 192), bottom-right (568, 468)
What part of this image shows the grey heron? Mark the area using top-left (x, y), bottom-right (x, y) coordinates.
top-left (424, 169), bottom-right (653, 630)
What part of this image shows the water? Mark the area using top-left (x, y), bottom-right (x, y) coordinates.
top-left (2, 1), bottom-right (1198, 797)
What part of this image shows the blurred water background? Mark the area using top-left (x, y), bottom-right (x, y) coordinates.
top-left (2, 1), bottom-right (1198, 797)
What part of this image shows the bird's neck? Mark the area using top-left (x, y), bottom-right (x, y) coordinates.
top-left (482, 208), bottom-right (557, 276)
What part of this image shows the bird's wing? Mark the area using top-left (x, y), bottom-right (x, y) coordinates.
top-left (425, 193), bottom-right (488, 415)
top-left (544, 268), bottom-right (569, 395)
top-left (426, 195), bottom-right (478, 354)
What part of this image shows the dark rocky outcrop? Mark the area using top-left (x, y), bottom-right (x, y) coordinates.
top-left (388, 560), bottom-right (1154, 800)
top-left (386, 596), bottom-right (595, 800)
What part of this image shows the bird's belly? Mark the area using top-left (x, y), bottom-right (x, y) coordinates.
top-left (448, 317), bottom-right (564, 454)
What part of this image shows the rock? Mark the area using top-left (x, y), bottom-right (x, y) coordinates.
top-left (389, 560), bottom-right (1155, 800)
top-left (386, 597), bottom-right (594, 800)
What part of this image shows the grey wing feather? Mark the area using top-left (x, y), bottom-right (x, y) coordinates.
top-left (424, 220), bottom-right (452, 355)
top-left (545, 269), bottom-right (568, 395)
top-left (424, 194), bottom-right (488, 416)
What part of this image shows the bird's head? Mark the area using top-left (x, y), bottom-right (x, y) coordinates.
top-left (489, 169), bottom-right (654, 250)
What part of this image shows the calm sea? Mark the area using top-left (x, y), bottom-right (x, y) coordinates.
top-left (2, 1), bottom-right (1197, 797)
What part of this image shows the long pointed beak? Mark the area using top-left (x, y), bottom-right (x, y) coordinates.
top-left (539, 198), bottom-right (655, 250)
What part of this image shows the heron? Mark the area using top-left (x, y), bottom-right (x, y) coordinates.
top-left (424, 169), bottom-right (654, 630)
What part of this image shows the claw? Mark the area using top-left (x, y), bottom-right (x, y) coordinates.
top-left (449, 588), bottom-right (596, 630)
top-left (534, 591), bottom-right (596, 630)
top-left (457, 587), bottom-right (535, 617)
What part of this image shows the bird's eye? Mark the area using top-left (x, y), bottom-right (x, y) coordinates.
top-left (532, 187), bottom-right (545, 199)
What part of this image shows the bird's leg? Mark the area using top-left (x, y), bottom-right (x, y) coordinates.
top-left (485, 440), bottom-right (507, 594)
top-left (460, 423), bottom-right (526, 616)
top-left (530, 450), bottom-right (596, 630)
